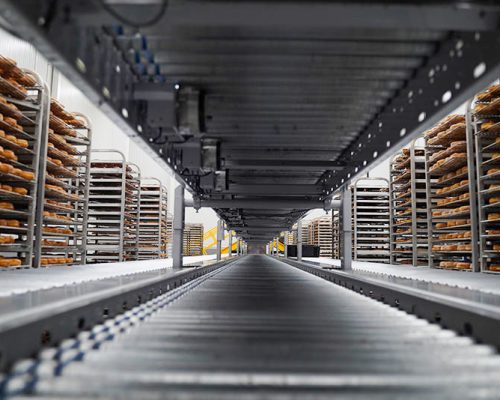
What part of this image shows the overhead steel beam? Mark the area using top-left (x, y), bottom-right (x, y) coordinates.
top-left (233, 227), bottom-right (289, 233)
top-left (204, 199), bottom-right (324, 210)
top-left (225, 184), bottom-right (323, 196)
top-left (224, 160), bottom-right (344, 171)
top-left (159, 66), bottom-right (413, 80)
top-left (150, 39), bottom-right (435, 56)
top-left (99, 1), bottom-right (500, 31)
top-left (324, 31), bottom-right (500, 194)
top-left (222, 151), bottom-right (341, 162)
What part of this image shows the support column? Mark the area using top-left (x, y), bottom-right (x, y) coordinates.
top-left (284, 232), bottom-right (288, 258)
top-left (228, 228), bottom-right (233, 257)
top-left (340, 186), bottom-right (352, 271)
top-left (297, 220), bottom-right (303, 261)
top-left (216, 219), bottom-right (223, 261)
top-left (172, 185), bottom-right (185, 269)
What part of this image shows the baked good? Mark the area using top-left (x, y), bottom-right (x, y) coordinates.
top-left (19, 170), bottom-right (34, 180)
top-left (0, 235), bottom-right (15, 244)
top-left (455, 262), bottom-right (470, 269)
top-left (0, 162), bottom-right (12, 174)
top-left (440, 261), bottom-right (456, 268)
top-left (12, 187), bottom-right (27, 196)
top-left (0, 258), bottom-right (21, 267)
top-left (3, 149), bottom-right (16, 161)
top-left (0, 202), bottom-right (14, 210)
top-left (16, 139), bottom-right (28, 148)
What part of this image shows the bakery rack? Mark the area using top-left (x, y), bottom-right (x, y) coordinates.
top-left (33, 108), bottom-right (92, 267)
top-left (389, 138), bottom-right (429, 266)
top-left (352, 177), bottom-right (390, 263)
top-left (425, 113), bottom-right (479, 271)
top-left (473, 84), bottom-right (500, 273)
top-left (183, 223), bottom-right (203, 256)
top-left (137, 177), bottom-right (167, 260)
top-left (308, 215), bottom-right (333, 257)
top-left (0, 62), bottom-right (48, 269)
top-left (125, 163), bottom-right (141, 261)
top-left (165, 211), bottom-right (173, 257)
top-left (332, 209), bottom-right (339, 259)
top-left (86, 150), bottom-right (140, 263)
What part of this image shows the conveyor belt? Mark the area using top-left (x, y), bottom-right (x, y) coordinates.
top-left (7, 255), bottom-right (500, 399)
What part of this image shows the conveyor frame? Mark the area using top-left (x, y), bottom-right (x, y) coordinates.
top-left (0, 257), bottom-right (236, 373)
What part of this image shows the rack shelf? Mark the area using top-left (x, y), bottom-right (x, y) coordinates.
top-left (474, 84), bottom-right (500, 272)
top-left (352, 178), bottom-right (390, 264)
top-left (389, 139), bottom-right (429, 266)
top-left (137, 178), bottom-right (168, 260)
top-left (0, 62), bottom-right (48, 269)
top-left (85, 150), bottom-right (141, 263)
top-left (425, 113), bottom-right (478, 271)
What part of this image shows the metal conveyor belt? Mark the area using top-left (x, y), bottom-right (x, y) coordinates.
top-left (9, 255), bottom-right (500, 399)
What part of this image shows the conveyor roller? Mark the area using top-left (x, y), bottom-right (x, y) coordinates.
top-left (8, 255), bottom-right (500, 399)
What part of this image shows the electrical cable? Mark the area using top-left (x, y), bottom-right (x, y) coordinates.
top-left (97, 0), bottom-right (168, 28)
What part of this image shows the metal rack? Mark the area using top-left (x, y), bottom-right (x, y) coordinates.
top-left (425, 113), bottom-right (479, 271)
top-left (473, 84), bottom-right (500, 273)
top-left (165, 211), bottom-right (173, 257)
top-left (332, 209), bottom-right (339, 259)
top-left (137, 177), bottom-right (167, 260)
top-left (308, 215), bottom-right (333, 257)
top-left (86, 150), bottom-right (140, 263)
top-left (0, 65), bottom-right (48, 268)
top-left (34, 108), bottom-right (92, 267)
top-left (352, 177), bottom-right (390, 263)
top-left (160, 185), bottom-right (168, 258)
top-left (125, 163), bottom-right (141, 261)
top-left (389, 138), bottom-right (429, 266)
top-left (183, 223), bottom-right (203, 256)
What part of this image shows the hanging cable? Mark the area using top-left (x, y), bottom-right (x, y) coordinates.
top-left (97, 0), bottom-right (168, 28)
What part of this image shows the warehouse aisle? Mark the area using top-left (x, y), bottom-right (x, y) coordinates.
top-left (16, 255), bottom-right (500, 399)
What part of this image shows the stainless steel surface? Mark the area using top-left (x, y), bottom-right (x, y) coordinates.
top-left (216, 219), bottom-right (223, 261)
top-left (340, 187), bottom-right (352, 271)
top-left (172, 184), bottom-right (185, 268)
top-left (9, 255), bottom-right (500, 399)
top-left (0, 256), bottom-right (229, 374)
top-left (296, 219), bottom-right (302, 261)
